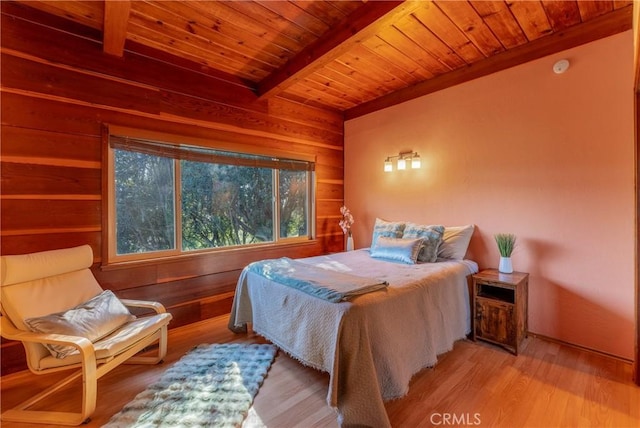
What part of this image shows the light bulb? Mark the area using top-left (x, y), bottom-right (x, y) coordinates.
top-left (411, 155), bottom-right (421, 169)
top-left (384, 158), bottom-right (393, 172)
top-left (397, 158), bottom-right (406, 170)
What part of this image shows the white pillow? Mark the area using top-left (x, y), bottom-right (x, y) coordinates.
top-left (370, 237), bottom-right (423, 264)
top-left (24, 290), bottom-right (136, 359)
top-left (438, 225), bottom-right (475, 260)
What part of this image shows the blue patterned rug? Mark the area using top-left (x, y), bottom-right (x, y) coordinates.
top-left (104, 343), bottom-right (278, 427)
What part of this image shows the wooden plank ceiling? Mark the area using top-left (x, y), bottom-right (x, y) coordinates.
top-left (14, 1), bottom-right (634, 118)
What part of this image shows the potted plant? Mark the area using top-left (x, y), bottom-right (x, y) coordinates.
top-left (494, 233), bottom-right (516, 273)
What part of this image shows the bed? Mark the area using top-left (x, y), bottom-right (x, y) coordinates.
top-left (228, 240), bottom-right (478, 427)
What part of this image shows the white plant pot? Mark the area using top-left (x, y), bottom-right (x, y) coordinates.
top-left (346, 235), bottom-right (354, 252)
top-left (499, 256), bottom-right (513, 274)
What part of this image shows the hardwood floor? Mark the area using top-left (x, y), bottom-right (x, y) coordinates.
top-left (1, 315), bottom-right (639, 427)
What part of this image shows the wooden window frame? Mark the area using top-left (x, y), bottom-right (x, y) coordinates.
top-left (102, 125), bottom-right (316, 266)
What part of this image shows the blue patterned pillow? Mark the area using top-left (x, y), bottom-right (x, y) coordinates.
top-left (371, 218), bottom-right (405, 249)
top-left (403, 223), bottom-right (445, 263)
top-left (370, 237), bottom-right (423, 264)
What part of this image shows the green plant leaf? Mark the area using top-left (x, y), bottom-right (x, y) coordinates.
top-left (494, 233), bottom-right (516, 257)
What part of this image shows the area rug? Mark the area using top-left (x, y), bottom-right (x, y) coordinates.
top-left (103, 343), bottom-right (278, 427)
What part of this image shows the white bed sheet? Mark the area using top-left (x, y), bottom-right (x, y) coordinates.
top-left (229, 249), bottom-right (478, 427)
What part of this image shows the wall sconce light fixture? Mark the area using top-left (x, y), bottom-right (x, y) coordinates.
top-left (384, 151), bottom-right (421, 172)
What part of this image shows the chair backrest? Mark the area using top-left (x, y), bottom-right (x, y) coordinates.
top-left (0, 245), bottom-right (104, 365)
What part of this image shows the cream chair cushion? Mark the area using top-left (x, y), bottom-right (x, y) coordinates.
top-left (36, 313), bottom-right (171, 370)
top-left (1, 243), bottom-right (93, 286)
top-left (1, 245), bottom-right (101, 331)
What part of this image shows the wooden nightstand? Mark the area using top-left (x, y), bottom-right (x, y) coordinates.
top-left (472, 269), bottom-right (529, 355)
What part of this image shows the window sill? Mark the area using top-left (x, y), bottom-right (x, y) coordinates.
top-left (100, 239), bottom-right (318, 272)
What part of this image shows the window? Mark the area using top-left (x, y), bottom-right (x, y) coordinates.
top-left (107, 130), bottom-right (314, 263)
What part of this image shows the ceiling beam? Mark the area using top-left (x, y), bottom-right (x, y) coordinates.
top-left (257, 0), bottom-right (420, 100)
top-left (345, 5), bottom-right (633, 120)
top-left (103, 0), bottom-right (131, 57)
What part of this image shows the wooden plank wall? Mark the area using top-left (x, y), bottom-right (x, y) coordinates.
top-left (0, 3), bottom-right (344, 375)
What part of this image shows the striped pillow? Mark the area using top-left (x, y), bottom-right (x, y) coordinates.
top-left (371, 218), bottom-right (405, 249)
top-left (403, 223), bottom-right (445, 263)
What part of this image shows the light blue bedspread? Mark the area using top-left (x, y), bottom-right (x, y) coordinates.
top-left (246, 257), bottom-right (388, 302)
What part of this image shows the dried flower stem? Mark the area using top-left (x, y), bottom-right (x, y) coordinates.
top-left (339, 205), bottom-right (354, 235)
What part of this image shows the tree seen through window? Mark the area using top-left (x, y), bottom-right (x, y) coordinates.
top-left (113, 144), bottom-right (312, 258)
